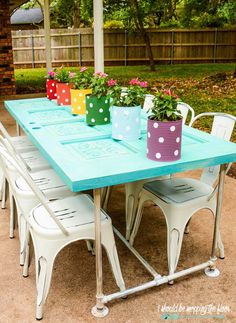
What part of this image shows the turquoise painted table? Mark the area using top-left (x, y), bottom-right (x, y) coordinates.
top-left (4, 97), bottom-right (236, 317)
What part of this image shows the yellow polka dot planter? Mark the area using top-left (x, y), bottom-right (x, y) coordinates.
top-left (70, 88), bottom-right (92, 115)
top-left (86, 95), bottom-right (110, 125)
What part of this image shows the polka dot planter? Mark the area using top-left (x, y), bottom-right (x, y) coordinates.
top-left (112, 105), bottom-right (141, 141)
top-left (147, 118), bottom-right (182, 162)
top-left (46, 79), bottom-right (57, 100)
top-left (70, 88), bottom-right (92, 115)
top-left (86, 95), bottom-right (110, 125)
top-left (56, 82), bottom-right (72, 106)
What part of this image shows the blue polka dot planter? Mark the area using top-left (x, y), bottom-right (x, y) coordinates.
top-left (147, 118), bottom-right (182, 162)
top-left (112, 105), bottom-right (141, 141)
top-left (86, 95), bottom-right (110, 125)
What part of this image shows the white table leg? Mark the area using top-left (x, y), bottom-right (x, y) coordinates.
top-left (91, 188), bottom-right (109, 317)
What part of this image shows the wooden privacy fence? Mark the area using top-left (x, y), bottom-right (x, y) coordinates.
top-left (11, 28), bottom-right (236, 68)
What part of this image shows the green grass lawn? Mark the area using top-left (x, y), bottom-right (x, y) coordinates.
top-left (15, 63), bottom-right (236, 140)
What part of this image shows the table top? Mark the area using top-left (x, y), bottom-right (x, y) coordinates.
top-left (4, 97), bottom-right (236, 192)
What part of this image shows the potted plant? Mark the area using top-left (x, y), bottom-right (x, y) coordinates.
top-left (108, 78), bottom-right (148, 141)
top-left (45, 68), bottom-right (57, 100)
top-left (85, 71), bottom-right (111, 125)
top-left (146, 89), bottom-right (182, 161)
top-left (55, 66), bottom-right (75, 106)
top-left (70, 67), bottom-right (92, 115)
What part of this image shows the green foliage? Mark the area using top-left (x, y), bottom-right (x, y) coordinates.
top-left (149, 89), bottom-right (181, 121)
top-left (55, 66), bottom-right (74, 83)
top-left (104, 20), bottom-right (125, 29)
top-left (89, 72), bottom-right (110, 98)
top-left (108, 78), bottom-right (148, 107)
top-left (72, 67), bottom-right (92, 89)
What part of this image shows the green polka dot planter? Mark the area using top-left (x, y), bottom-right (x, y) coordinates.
top-left (86, 95), bottom-right (110, 125)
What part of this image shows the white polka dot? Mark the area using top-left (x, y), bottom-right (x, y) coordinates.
top-left (126, 125), bottom-right (131, 132)
top-left (153, 122), bottom-right (159, 128)
top-left (104, 117), bottom-right (108, 122)
top-left (176, 137), bottom-right (180, 143)
top-left (79, 93), bottom-right (83, 97)
top-left (174, 150), bottom-right (179, 156)
top-left (118, 134), bottom-right (123, 140)
top-left (52, 83), bottom-right (55, 87)
top-left (83, 100), bottom-right (85, 104)
top-left (47, 95), bottom-right (49, 98)
top-left (87, 96), bottom-right (90, 99)
top-left (50, 89), bottom-right (52, 93)
top-left (74, 98), bottom-right (77, 102)
top-left (65, 98), bottom-right (69, 102)
top-left (57, 95), bottom-right (60, 99)
top-left (60, 103), bottom-right (63, 106)
top-left (77, 106), bottom-right (81, 110)
top-left (170, 126), bottom-right (176, 132)
top-left (91, 118), bottom-right (95, 123)
top-left (114, 123), bottom-right (118, 128)
top-left (62, 89), bottom-right (66, 93)
top-left (99, 108), bottom-right (103, 113)
top-left (148, 132), bottom-right (151, 138)
top-left (147, 148), bottom-right (149, 153)
top-left (54, 93), bottom-right (57, 97)
top-left (86, 111), bottom-right (88, 114)
top-left (158, 137), bottom-right (164, 143)
top-left (105, 99), bottom-right (108, 103)
top-left (89, 103), bottom-right (93, 108)
top-left (155, 152), bottom-right (161, 159)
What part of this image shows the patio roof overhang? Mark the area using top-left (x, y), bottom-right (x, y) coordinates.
top-left (9, 0), bottom-right (104, 72)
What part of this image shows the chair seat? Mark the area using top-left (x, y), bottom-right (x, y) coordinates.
top-left (9, 136), bottom-right (36, 153)
top-left (20, 150), bottom-right (50, 171)
top-left (144, 178), bottom-right (213, 204)
top-left (30, 195), bottom-right (107, 236)
top-left (15, 168), bottom-right (69, 193)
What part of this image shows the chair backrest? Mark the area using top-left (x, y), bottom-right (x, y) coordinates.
top-left (177, 101), bottom-right (195, 125)
top-left (190, 112), bottom-right (236, 186)
top-left (0, 137), bottom-right (69, 236)
top-left (143, 94), bottom-right (154, 112)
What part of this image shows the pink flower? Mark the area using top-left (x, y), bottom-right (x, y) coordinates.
top-left (129, 78), bottom-right (140, 86)
top-left (69, 72), bottom-right (76, 78)
top-left (139, 81), bottom-right (148, 88)
top-left (164, 89), bottom-right (172, 95)
top-left (80, 67), bottom-right (87, 72)
top-left (48, 71), bottom-right (55, 78)
top-left (93, 71), bottom-right (108, 78)
top-left (107, 79), bottom-right (117, 86)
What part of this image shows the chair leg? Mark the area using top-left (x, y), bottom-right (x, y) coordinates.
top-left (102, 227), bottom-right (125, 292)
top-left (101, 186), bottom-right (112, 211)
top-left (129, 193), bottom-right (149, 246)
top-left (9, 191), bottom-right (15, 238)
top-left (216, 229), bottom-right (224, 259)
top-left (1, 178), bottom-right (7, 209)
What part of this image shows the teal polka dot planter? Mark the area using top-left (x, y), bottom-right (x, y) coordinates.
top-left (112, 105), bottom-right (141, 141)
top-left (86, 95), bottom-right (110, 125)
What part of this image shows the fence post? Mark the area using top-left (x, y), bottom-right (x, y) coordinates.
top-left (124, 30), bottom-right (127, 66)
top-left (213, 28), bottom-right (218, 63)
top-left (78, 32), bottom-right (82, 66)
top-left (171, 30), bottom-right (174, 65)
top-left (30, 33), bottom-right (35, 68)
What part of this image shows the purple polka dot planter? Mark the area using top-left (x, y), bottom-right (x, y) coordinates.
top-left (147, 118), bottom-right (182, 162)
top-left (86, 95), bottom-right (110, 125)
top-left (112, 105), bottom-right (141, 141)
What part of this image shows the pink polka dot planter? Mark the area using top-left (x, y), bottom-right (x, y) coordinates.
top-left (86, 95), bottom-right (110, 125)
top-left (70, 88), bottom-right (92, 115)
top-left (147, 118), bottom-right (182, 162)
top-left (56, 82), bottom-right (72, 106)
top-left (112, 105), bottom-right (141, 141)
top-left (46, 79), bottom-right (57, 100)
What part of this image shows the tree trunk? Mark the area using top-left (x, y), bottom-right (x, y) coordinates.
top-left (73, 0), bottom-right (81, 28)
top-left (129, 0), bottom-right (155, 71)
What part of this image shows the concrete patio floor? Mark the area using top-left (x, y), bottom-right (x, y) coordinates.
top-left (0, 95), bottom-right (235, 323)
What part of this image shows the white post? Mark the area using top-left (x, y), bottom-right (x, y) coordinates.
top-left (93, 0), bottom-right (104, 72)
top-left (44, 0), bottom-right (52, 71)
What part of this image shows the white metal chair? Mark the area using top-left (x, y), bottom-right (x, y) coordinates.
top-left (124, 100), bottom-right (195, 240)
top-left (0, 143), bottom-right (125, 320)
top-left (129, 112), bottom-right (236, 277)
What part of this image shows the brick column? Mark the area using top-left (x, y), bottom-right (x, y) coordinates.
top-left (0, 0), bottom-right (16, 96)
